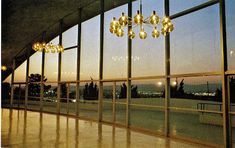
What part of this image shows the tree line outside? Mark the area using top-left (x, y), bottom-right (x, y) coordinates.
top-left (1, 73), bottom-right (235, 103)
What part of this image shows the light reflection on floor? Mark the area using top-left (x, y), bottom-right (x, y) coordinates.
top-left (1, 109), bottom-right (210, 148)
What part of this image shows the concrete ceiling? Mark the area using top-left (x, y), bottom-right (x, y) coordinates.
top-left (1, 0), bottom-right (130, 80)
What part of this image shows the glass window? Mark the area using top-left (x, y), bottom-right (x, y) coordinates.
top-left (61, 48), bottom-right (77, 81)
top-left (170, 0), bottom-right (209, 15)
top-left (169, 110), bottom-right (223, 144)
top-left (132, 0), bottom-right (165, 77)
top-left (169, 76), bottom-right (222, 109)
top-left (80, 15), bottom-right (100, 80)
top-left (14, 61), bottom-right (26, 82)
top-left (169, 76), bottom-right (223, 144)
top-left (3, 74), bottom-right (11, 83)
top-left (29, 52), bottom-right (42, 76)
top-left (103, 4), bottom-right (128, 79)
top-left (170, 5), bottom-right (220, 74)
top-left (226, 0), bottom-right (235, 70)
top-left (44, 52), bottom-right (58, 82)
top-left (79, 82), bottom-right (99, 120)
top-left (62, 25), bottom-right (78, 48)
top-left (130, 79), bottom-right (164, 132)
top-left (50, 36), bottom-right (59, 45)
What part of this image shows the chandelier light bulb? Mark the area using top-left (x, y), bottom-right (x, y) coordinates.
top-left (167, 22), bottom-right (174, 32)
top-left (110, 17), bottom-right (120, 34)
top-left (162, 17), bottom-right (170, 26)
top-left (152, 27), bottom-right (160, 38)
top-left (116, 27), bottom-right (124, 37)
top-left (1, 65), bottom-right (7, 71)
top-left (57, 45), bottom-right (64, 53)
top-left (32, 42), bottom-right (39, 51)
top-left (119, 12), bottom-right (128, 27)
top-left (38, 43), bottom-right (44, 51)
top-left (150, 11), bottom-right (160, 25)
top-left (51, 45), bottom-right (56, 53)
top-left (45, 48), bottom-right (50, 53)
top-left (134, 10), bottom-right (144, 25)
top-left (139, 27), bottom-right (147, 39)
top-left (128, 29), bottom-right (135, 39)
top-left (41, 42), bottom-right (46, 48)
top-left (161, 27), bottom-right (168, 36)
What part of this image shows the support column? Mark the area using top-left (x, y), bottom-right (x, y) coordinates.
top-left (164, 0), bottom-right (170, 136)
top-left (10, 58), bottom-right (15, 108)
top-left (98, 0), bottom-right (104, 122)
top-left (76, 8), bottom-right (82, 116)
top-left (219, 0), bottom-right (230, 147)
top-left (112, 82), bottom-right (116, 122)
top-left (40, 48), bottom-right (45, 111)
top-left (67, 83), bottom-right (70, 114)
top-left (10, 59), bottom-right (15, 107)
top-left (25, 48), bottom-right (30, 109)
top-left (126, 0), bottom-right (132, 127)
top-left (57, 19), bottom-right (63, 113)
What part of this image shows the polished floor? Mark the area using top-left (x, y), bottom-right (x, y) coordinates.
top-left (1, 109), bottom-right (212, 148)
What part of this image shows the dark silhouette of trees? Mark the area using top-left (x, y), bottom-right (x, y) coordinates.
top-left (1, 82), bottom-right (11, 100)
top-left (28, 74), bottom-right (51, 97)
top-left (119, 83), bottom-right (127, 98)
top-left (215, 77), bottom-right (235, 102)
top-left (162, 79), bottom-right (186, 98)
top-left (119, 83), bottom-right (139, 98)
top-left (230, 77), bottom-right (235, 103)
top-left (215, 87), bottom-right (222, 102)
top-left (83, 81), bottom-right (98, 100)
top-left (60, 83), bottom-right (67, 98)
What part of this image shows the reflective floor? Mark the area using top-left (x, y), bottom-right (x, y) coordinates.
top-left (2, 109), bottom-right (211, 148)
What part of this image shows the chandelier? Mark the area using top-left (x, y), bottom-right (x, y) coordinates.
top-left (109, 0), bottom-right (174, 39)
top-left (32, 42), bottom-right (64, 53)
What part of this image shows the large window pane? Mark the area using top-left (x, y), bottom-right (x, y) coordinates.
top-left (12, 84), bottom-right (25, 109)
top-left (169, 76), bottom-right (221, 110)
top-left (61, 48), bottom-right (77, 81)
top-left (169, 76), bottom-right (223, 145)
top-left (171, 5), bottom-right (220, 74)
top-left (27, 52), bottom-right (42, 111)
top-left (169, 110), bottom-right (223, 145)
top-left (62, 25), bottom-right (78, 48)
top-left (104, 5), bottom-right (128, 79)
top-left (170, 0), bottom-right (208, 15)
top-left (14, 61), bottom-right (26, 82)
top-left (79, 82), bottom-right (99, 120)
top-left (3, 74), bottom-right (11, 83)
top-left (44, 52), bottom-right (58, 82)
top-left (43, 82), bottom-right (57, 113)
top-left (80, 16), bottom-right (100, 80)
top-left (226, 0), bottom-right (235, 70)
top-left (29, 52), bottom-right (42, 75)
top-left (132, 0), bottom-right (164, 77)
top-left (130, 79), bottom-right (164, 132)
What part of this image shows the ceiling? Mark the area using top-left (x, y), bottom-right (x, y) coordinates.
top-left (1, 0), bottom-right (130, 80)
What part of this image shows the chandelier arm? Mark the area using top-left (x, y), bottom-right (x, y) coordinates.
top-left (143, 23), bottom-right (157, 29)
top-left (144, 17), bottom-right (150, 22)
top-left (131, 24), bottom-right (138, 29)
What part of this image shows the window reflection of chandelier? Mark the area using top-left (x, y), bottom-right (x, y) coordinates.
top-left (109, 0), bottom-right (174, 39)
top-left (32, 42), bottom-right (64, 53)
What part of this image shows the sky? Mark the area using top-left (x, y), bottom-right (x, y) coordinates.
top-left (4, 0), bottom-right (235, 85)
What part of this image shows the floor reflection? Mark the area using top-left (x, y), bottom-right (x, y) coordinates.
top-left (2, 109), bottom-right (209, 148)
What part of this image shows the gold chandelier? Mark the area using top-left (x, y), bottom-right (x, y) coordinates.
top-left (109, 0), bottom-right (174, 39)
top-left (32, 42), bottom-right (64, 53)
